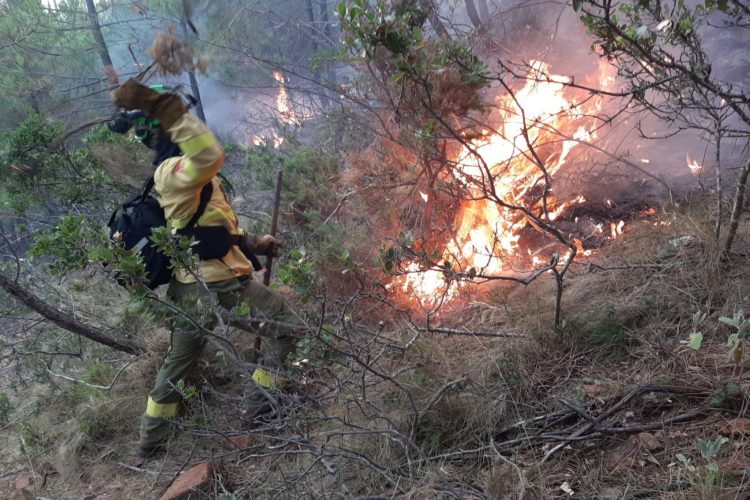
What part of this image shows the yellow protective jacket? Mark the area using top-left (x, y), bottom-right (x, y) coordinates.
top-left (154, 113), bottom-right (254, 283)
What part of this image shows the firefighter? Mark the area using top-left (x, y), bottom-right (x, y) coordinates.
top-left (110, 79), bottom-right (303, 458)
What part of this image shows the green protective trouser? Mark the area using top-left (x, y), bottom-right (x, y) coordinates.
top-left (139, 276), bottom-right (302, 448)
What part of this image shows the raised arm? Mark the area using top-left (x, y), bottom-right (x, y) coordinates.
top-left (111, 79), bottom-right (225, 227)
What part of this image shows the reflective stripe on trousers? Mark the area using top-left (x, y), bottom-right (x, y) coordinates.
top-left (145, 395), bottom-right (179, 418)
top-left (252, 368), bottom-right (286, 389)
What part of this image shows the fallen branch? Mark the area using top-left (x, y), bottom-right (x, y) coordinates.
top-left (584, 262), bottom-right (672, 273)
top-left (46, 360), bottom-right (134, 392)
top-left (540, 385), bottom-right (710, 462)
top-left (421, 385), bottom-right (713, 465)
top-left (418, 327), bottom-right (525, 338)
top-left (0, 273), bottom-right (144, 355)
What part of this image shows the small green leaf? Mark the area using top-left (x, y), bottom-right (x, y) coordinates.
top-left (725, 382), bottom-right (742, 397)
top-left (688, 331), bottom-right (703, 350)
top-left (719, 316), bottom-right (736, 327)
top-left (728, 332), bottom-right (740, 348)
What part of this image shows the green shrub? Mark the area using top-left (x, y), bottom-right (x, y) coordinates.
top-left (245, 143), bottom-right (340, 227)
top-left (0, 391), bottom-right (11, 424)
top-left (0, 114), bottom-right (110, 212)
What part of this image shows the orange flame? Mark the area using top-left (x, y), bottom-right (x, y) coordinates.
top-left (398, 60), bottom-right (614, 305)
top-left (686, 154), bottom-right (702, 175)
top-left (610, 220), bottom-right (625, 239)
top-left (273, 71), bottom-right (297, 125)
top-left (249, 72), bottom-right (299, 148)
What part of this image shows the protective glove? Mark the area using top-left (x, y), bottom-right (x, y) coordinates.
top-left (240, 232), bottom-right (283, 257)
top-left (107, 110), bottom-right (133, 134)
top-left (110, 78), bottom-right (187, 130)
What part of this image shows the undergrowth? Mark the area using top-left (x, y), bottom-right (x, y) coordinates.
top-left (2, 190), bottom-right (750, 499)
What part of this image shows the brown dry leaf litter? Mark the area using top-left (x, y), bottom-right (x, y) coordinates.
top-left (148, 24), bottom-right (208, 76)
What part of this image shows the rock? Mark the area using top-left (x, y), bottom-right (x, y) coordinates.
top-left (14, 474), bottom-right (31, 492)
top-left (160, 463), bottom-right (213, 500)
top-left (223, 434), bottom-right (250, 449)
top-left (719, 418), bottom-right (750, 437)
top-left (635, 432), bottom-right (661, 451)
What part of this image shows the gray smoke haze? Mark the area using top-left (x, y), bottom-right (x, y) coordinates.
top-left (431, 0), bottom-right (748, 204)
top-left (102, 0), bottom-right (746, 203)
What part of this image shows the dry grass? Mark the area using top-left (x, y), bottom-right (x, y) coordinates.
top-left (3, 193), bottom-right (750, 498)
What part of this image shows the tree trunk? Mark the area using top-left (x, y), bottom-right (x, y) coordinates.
top-left (319, 0), bottom-right (336, 108)
top-left (0, 273), bottom-right (144, 355)
top-left (84, 0), bottom-right (118, 86)
top-left (419, 0), bottom-right (451, 39)
top-left (724, 158), bottom-right (750, 257)
top-left (180, 0), bottom-right (206, 122)
top-left (465, 0), bottom-right (484, 31)
top-left (476, 0), bottom-right (491, 22)
top-left (714, 131), bottom-right (722, 241)
top-left (306, 0), bottom-right (319, 53)
top-left (306, 0), bottom-right (322, 90)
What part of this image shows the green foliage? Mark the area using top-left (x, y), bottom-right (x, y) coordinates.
top-left (681, 309), bottom-right (749, 364)
top-left (0, 391), bottom-right (11, 424)
top-left (149, 226), bottom-right (201, 275)
top-left (176, 379), bottom-right (198, 400)
top-left (82, 363), bottom-right (117, 386)
top-left (338, 0), bottom-right (487, 96)
top-left (676, 436), bottom-right (727, 492)
top-left (245, 143), bottom-right (358, 297)
top-left (245, 143), bottom-right (340, 224)
top-left (708, 382), bottom-right (743, 408)
top-left (0, 1), bottom-right (104, 129)
top-left (571, 304), bottom-right (627, 349)
top-left (82, 124), bottom-right (132, 146)
top-left (28, 211), bottom-right (153, 289)
top-left (576, 0), bottom-right (744, 96)
top-left (19, 418), bottom-right (47, 453)
top-left (719, 310), bottom-right (749, 363)
top-left (278, 247), bottom-right (316, 302)
top-left (0, 115), bottom-right (110, 212)
top-left (28, 214), bottom-right (99, 276)
top-left (292, 324), bottom-right (337, 367)
top-left (681, 310), bottom-right (706, 350)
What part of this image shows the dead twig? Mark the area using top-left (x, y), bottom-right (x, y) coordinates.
top-left (45, 360), bottom-right (134, 392)
top-left (418, 327), bottom-right (525, 338)
top-left (540, 385), bottom-right (710, 462)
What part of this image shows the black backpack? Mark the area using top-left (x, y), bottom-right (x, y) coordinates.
top-left (108, 177), bottom-right (261, 289)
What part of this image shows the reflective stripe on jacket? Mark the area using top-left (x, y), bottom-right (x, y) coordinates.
top-left (154, 114), bottom-right (253, 283)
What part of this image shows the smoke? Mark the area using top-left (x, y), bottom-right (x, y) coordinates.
top-left (433, 0), bottom-right (748, 203)
top-left (195, 76), bottom-right (275, 143)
